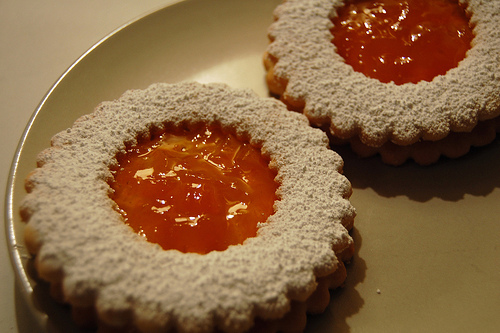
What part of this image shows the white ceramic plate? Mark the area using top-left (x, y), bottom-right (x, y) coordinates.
top-left (6, 0), bottom-right (500, 332)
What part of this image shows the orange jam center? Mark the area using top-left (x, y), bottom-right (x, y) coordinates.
top-left (331, 0), bottom-right (474, 84)
top-left (111, 125), bottom-right (278, 254)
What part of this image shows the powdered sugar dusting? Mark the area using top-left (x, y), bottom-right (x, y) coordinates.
top-left (21, 82), bottom-right (355, 332)
top-left (267, 0), bottom-right (500, 147)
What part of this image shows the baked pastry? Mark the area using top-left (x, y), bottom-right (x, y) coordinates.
top-left (20, 82), bottom-right (356, 332)
top-left (264, 0), bottom-right (500, 165)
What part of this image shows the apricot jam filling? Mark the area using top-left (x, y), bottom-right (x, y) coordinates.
top-left (331, 0), bottom-right (474, 84)
top-left (110, 125), bottom-right (278, 254)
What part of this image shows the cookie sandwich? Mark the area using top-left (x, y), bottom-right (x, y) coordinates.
top-left (21, 82), bottom-right (356, 332)
top-left (264, 0), bottom-right (500, 165)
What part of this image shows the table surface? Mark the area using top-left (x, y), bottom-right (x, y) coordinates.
top-left (0, 2), bottom-right (176, 332)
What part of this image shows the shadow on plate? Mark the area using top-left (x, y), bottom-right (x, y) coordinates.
top-left (16, 260), bottom-right (92, 333)
top-left (306, 227), bottom-right (366, 333)
top-left (332, 137), bottom-right (500, 202)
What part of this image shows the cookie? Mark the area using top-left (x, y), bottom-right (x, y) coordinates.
top-left (21, 82), bottom-right (355, 332)
top-left (264, 0), bottom-right (500, 165)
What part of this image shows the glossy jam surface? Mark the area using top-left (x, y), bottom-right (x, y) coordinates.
top-left (111, 125), bottom-right (277, 254)
top-left (331, 0), bottom-right (474, 84)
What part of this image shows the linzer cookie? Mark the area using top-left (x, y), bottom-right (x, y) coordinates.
top-left (20, 82), bottom-right (355, 332)
top-left (264, 0), bottom-right (500, 165)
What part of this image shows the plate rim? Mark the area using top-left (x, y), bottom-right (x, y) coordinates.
top-left (3, 0), bottom-right (189, 324)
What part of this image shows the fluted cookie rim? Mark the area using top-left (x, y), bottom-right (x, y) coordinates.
top-left (20, 82), bottom-right (355, 333)
top-left (266, 0), bottom-right (500, 148)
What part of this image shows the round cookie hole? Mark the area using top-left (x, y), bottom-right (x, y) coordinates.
top-left (330, 0), bottom-right (475, 85)
top-left (110, 124), bottom-right (278, 254)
